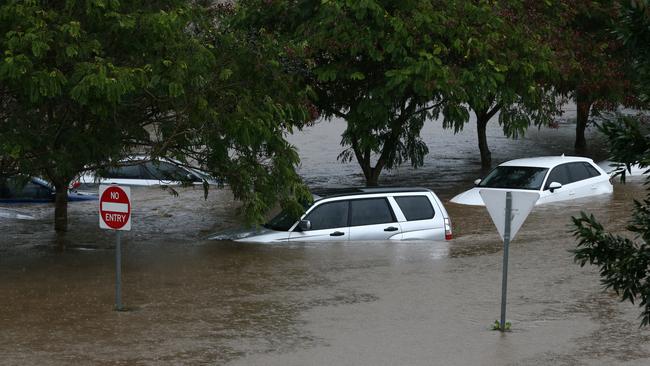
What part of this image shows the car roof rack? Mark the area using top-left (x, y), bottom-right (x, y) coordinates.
top-left (311, 187), bottom-right (431, 199)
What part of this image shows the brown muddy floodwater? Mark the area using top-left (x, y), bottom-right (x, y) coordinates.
top-left (2, 112), bottom-right (650, 365)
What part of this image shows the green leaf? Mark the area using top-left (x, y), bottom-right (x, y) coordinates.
top-left (219, 68), bottom-right (233, 80)
top-left (350, 71), bottom-right (365, 80)
top-left (168, 82), bottom-right (184, 97)
top-left (65, 45), bottom-right (78, 58)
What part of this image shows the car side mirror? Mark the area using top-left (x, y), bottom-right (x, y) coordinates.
top-left (473, 178), bottom-right (482, 186)
top-left (298, 220), bottom-right (311, 231)
top-left (548, 181), bottom-right (562, 193)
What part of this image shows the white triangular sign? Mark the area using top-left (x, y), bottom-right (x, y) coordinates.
top-left (479, 190), bottom-right (539, 241)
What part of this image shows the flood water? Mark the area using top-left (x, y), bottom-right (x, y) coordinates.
top-left (2, 110), bottom-right (650, 365)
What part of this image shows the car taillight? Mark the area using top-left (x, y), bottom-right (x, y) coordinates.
top-left (69, 181), bottom-right (81, 190)
top-left (444, 217), bottom-right (452, 240)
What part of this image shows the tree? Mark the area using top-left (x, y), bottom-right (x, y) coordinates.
top-left (442, 0), bottom-right (559, 169)
top-left (237, 0), bottom-right (492, 186)
top-left (0, 1), bottom-right (312, 232)
top-left (551, 0), bottom-right (638, 151)
top-left (571, 0), bottom-right (650, 326)
top-left (620, 0), bottom-right (650, 103)
top-left (192, 3), bottom-right (315, 224)
top-left (239, 1), bottom-right (564, 181)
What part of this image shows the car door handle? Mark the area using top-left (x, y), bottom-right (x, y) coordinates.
top-left (384, 226), bottom-right (399, 232)
top-left (330, 231), bottom-right (345, 237)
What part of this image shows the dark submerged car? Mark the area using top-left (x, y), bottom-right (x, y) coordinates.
top-left (0, 176), bottom-right (97, 203)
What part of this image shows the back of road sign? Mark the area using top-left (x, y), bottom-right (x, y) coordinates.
top-left (479, 190), bottom-right (539, 241)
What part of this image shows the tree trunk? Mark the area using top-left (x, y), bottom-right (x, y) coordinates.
top-left (53, 180), bottom-right (68, 232)
top-left (353, 138), bottom-right (384, 187)
top-left (358, 159), bottom-right (381, 187)
top-left (365, 167), bottom-right (381, 187)
top-left (477, 115), bottom-right (491, 169)
top-left (575, 93), bottom-right (591, 152)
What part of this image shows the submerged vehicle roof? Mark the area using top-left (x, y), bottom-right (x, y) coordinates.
top-left (500, 155), bottom-right (594, 169)
top-left (311, 187), bottom-right (432, 200)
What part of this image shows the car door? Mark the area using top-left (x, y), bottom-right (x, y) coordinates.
top-left (567, 162), bottom-right (597, 198)
top-left (103, 165), bottom-right (153, 186)
top-left (348, 197), bottom-right (402, 240)
top-left (543, 163), bottom-right (574, 202)
top-left (393, 195), bottom-right (442, 240)
top-left (566, 162), bottom-right (609, 198)
top-left (288, 200), bottom-right (350, 241)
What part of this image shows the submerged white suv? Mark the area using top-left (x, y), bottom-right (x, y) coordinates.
top-left (210, 188), bottom-right (453, 243)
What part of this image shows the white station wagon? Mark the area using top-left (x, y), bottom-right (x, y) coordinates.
top-left (450, 156), bottom-right (613, 206)
top-left (210, 188), bottom-right (453, 243)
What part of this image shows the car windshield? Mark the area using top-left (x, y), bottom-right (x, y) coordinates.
top-left (478, 166), bottom-right (549, 190)
top-left (263, 210), bottom-right (298, 231)
top-left (263, 201), bottom-right (314, 231)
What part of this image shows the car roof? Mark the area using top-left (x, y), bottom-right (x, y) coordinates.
top-left (312, 187), bottom-right (431, 199)
top-left (499, 155), bottom-right (595, 169)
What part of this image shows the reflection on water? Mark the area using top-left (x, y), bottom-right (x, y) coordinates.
top-left (2, 116), bottom-right (650, 365)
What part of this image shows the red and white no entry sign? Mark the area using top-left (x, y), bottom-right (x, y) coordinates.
top-left (99, 184), bottom-right (131, 231)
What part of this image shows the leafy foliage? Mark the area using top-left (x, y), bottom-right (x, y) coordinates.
top-left (572, 210), bottom-right (650, 326)
top-left (191, 5), bottom-right (314, 224)
top-left (549, 0), bottom-right (639, 149)
top-left (237, 0), bottom-right (477, 185)
top-left (0, 0), bottom-right (312, 230)
top-left (552, 1), bottom-right (634, 101)
top-left (567, 1), bottom-right (650, 326)
top-left (619, 0), bottom-right (650, 103)
top-left (238, 0), bottom-right (564, 180)
top-left (491, 319), bottom-right (512, 331)
top-left (442, 0), bottom-right (560, 167)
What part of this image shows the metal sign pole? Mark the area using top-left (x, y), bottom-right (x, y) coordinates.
top-left (115, 230), bottom-right (123, 311)
top-left (500, 192), bottom-right (512, 331)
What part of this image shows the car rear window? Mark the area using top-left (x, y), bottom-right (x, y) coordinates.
top-left (350, 198), bottom-right (395, 226)
top-left (395, 196), bottom-right (434, 221)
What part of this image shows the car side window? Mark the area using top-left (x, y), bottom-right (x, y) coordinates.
top-left (23, 180), bottom-right (52, 199)
top-left (350, 198), bottom-right (395, 226)
top-left (304, 201), bottom-right (349, 230)
top-left (142, 161), bottom-right (189, 181)
top-left (583, 162), bottom-right (602, 178)
top-left (567, 162), bottom-right (592, 183)
top-left (545, 164), bottom-right (571, 189)
top-left (395, 196), bottom-right (435, 221)
top-left (105, 165), bottom-right (144, 179)
top-left (3, 179), bottom-right (52, 199)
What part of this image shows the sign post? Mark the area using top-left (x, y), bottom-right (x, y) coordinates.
top-left (500, 192), bottom-right (512, 331)
top-left (479, 190), bottom-right (539, 331)
top-left (99, 184), bottom-right (132, 311)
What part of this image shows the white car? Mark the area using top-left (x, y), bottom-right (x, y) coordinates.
top-left (450, 156), bottom-right (613, 206)
top-left (78, 156), bottom-right (214, 186)
top-left (210, 188), bottom-right (453, 243)
top-left (597, 160), bottom-right (646, 177)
